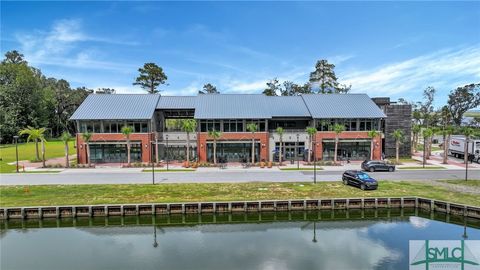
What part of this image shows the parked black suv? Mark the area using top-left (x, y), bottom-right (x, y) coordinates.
top-left (342, 170), bottom-right (378, 190)
top-left (361, 160), bottom-right (395, 172)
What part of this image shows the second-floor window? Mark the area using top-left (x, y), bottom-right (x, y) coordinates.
top-left (79, 121), bottom-right (149, 133)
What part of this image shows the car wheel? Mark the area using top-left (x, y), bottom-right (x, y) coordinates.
top-left (369, 167), bottom-right (375, 172)
top-left (360, 184), bottom-right (366, 190)
top-left (388, 167), bottom-right (394, 172)
top-left (343, 179), bottom-right (348, 185)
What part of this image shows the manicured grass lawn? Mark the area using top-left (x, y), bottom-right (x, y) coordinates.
top-left (142, 169), bottom-right (196, 172)
top-left (398, 166), bottom-right (445, 170)
top-left (416, 144), bottom-right (442, 152)
top-left (398, 158), bottom-right (421, 163)
top-left (0, 140), bottom-right (76, 173)
top-left (280, 167), bottom-right (323, 171)
top-left (1, 181), bottom-right (479, 207)
top-left (443, 180), bottom-right (480, 187)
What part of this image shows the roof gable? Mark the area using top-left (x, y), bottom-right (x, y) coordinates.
top-left (268, 96), bottom-right (311, 117)
top-left (70, 94), bottom-right (160, 120)
top-left (301, 94), bottom-right (386, 119)
top-left (194, 94), bottom-right (271, 119)
top-left (156, 96), bottom-right (196, 109)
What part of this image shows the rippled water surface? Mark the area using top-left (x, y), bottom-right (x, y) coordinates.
top-left (1, 210), bottom-right (479, 270)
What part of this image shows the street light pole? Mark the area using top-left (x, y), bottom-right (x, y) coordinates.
top-left (313, 140), bottom-right (317, 184)
top-left (151, 140), bottom-right (155, 185)
top-left (153, 226), bottom-right (158, 248)
top-left (296, 134), bottom-right (299, 170)
top-left (423, 136), bottom-right (426, 168)
top-left (166, 134), bottom-right (169, 171)
top-left (465, 139), bottom-right (469, 182)
top-left (13, 135), bottom-right (19, 173)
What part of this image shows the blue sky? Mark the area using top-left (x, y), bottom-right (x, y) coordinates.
top-left (1, 1), bottom-right (479, 106)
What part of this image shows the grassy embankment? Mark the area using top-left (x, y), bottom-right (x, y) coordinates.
top-left (1, 181), bottom-right (479, 207)
top-left (443, 180), bottom-right (480, 188)
top-left (0, 140), bottom-right (76, 173)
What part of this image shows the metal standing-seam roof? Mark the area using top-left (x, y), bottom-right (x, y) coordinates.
top-left (268, 96), bottom-right (311, 117)
top-left (301, 94), bottom-right (386, 119)
top-left (194, 94), bottom-right (272, 119)
top-left (156, 96), bottom-right (197, 109)
top-left (70, 94), bottom-right (160, 120)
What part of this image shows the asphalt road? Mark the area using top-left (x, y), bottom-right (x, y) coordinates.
top-left (0, 169), bottom-right (478, 185)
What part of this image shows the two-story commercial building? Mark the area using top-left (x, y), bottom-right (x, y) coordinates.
top-left (70, 93), bottom-right (404, 164)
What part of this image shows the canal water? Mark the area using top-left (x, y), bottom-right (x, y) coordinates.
top-left (1, 209), bottom-right (479, 270)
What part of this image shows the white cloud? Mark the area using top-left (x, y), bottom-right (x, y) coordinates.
top-left (162, 82), bottom-right (202, 96)
top-left (220, 67), bottom-right (309, 94)
top-left (341, 46), bottom-right (480, 97)
top-left (328, 54), bottom-right (355, 65)
top-left (15, 18), bottom-right (136, 71)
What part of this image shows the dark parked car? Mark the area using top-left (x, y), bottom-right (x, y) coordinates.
top-left (361, 160), bottom-right (395, 172)
top-left (342, 170), bottom-right (378, 190)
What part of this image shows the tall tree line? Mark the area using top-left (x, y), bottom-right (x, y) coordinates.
top-left (0, 50), bottom-right (91, 143)
top-left (409, 84), bottom-right (480, 163)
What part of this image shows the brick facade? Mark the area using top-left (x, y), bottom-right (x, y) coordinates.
top-left (76, 131), bottom-right (382, 164)
top-left (197, 132), bottom-right (269, 162)
top-left (76, 133), bottom-right (154, 164)
top-left (314, 131), bottom-right (382, 160)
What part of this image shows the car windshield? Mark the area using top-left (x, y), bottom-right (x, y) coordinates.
top-left (357, 173), bottom-right (370, 180)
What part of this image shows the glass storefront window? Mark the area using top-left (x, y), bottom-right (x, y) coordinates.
top-left (322, 140), bottom-right (371, 161)
top-left (274, 142), bottom-right (305, 161)
top-left (89, 143), bottom-right (142, 163)
top-left (164, 146), bottom-right (197, 162)
top-left (207, 143), bottom-right (260, 163)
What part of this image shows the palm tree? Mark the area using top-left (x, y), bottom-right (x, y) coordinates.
top-left (441, 126), bottom-right (454, 164)
top-left (305, 127), bottom-right (317, 163)
top-left (246, 123), bottom-right (258, 164)
top-left (428, 127), bottom-right (440, 158)
top-left (208, 130), bottom-right (222, 164)
top-left (367, 130), bottom-right (380, 160)
top-left (61, 132), bottom-right (73, 168)
top-left (81, 132), bottom-right (93, 167)
top-left (275, 127), bottom-right (285, 165)
top-left (412, 124), bottom-right (421, 154)
top-left (19, 126), bottom-right (46, 162)
top-left (181, 119), bottom-right (197, 165)
top-left (332, 124), bottom-right (345, 164)
top-left (460, 126), bottom-right (475, 164)
top-left (422, 128), bottom-right (433, 165)
top-left (121, 126), bottom-right (134, 165)
top-left (392, 129), bottom-right (404, 164)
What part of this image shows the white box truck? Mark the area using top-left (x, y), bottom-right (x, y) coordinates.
top-left (448, 136), bottom-right (480, 163)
